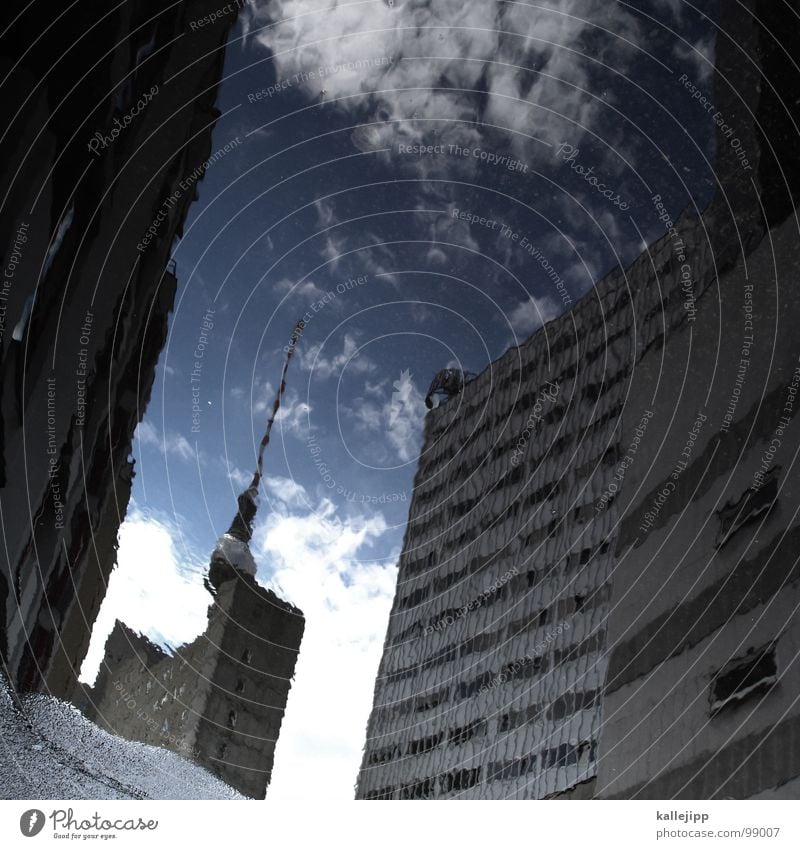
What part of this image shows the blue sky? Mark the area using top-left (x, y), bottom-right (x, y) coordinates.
top-left (81, 0), bottom-right (721, 798)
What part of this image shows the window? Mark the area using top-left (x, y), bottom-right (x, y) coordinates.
top-left (407, 732), bottom-right (442, 755)
top-left (235, 679), bottom-right (245, 694)
top-left (546, 743), bottom-right (579, 768)
top-left (448, 719), bottom-right (484, 745)
top-left (242, 649), bottom-right (252, 664)
top-left (364, 786), bottom-right (395, 800)
top-left (710, 643), bottom-right (778, 715)
top-left (227, 710), bottom-right (237, 729)
top-left (399, 778), bottom-right (435, 799)
top-left (440, 768), bottom-right (481, 793)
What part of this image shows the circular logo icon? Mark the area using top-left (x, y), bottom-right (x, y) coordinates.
top-left (19, 810), bottom-right (46, 837)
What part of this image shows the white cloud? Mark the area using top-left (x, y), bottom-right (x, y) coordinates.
top-left (385, 368), bottom-right (426, 462)
top-left (225, 464), bottom-right (254, 490)
top-left (274, 276), bottom-right (327, 303)
top-left (250, 376), bottom-right (311, 438)
top-left (246, 0), bottom-right (643, 162)
top-left (252, 379), bottom-right (275, 413)
top-left (314, 197), bottom-right (338, 229)
top-left (422, 203), bottom-right (481, 265)
top-left (80, 508), bottom-right (211, 686)
top-left (672, 34), bottom-right (715, 87)
top-left (222, 463), bottom-right (308, 511)
top-left (275, 390), bottom-right (312, 437)
top-left (508, 295), bottom-right (560, 335)
top-left (320, 232), bottom-right (347, 270)
top-left (250, 487), bottom-right (397, 800)
top-left (230, 377), bottom-right (312, 442)
top-left (351, 399), bottom-right (383, 432)
top-left (262, 473), bottom-right (311, 509)
top-left (300, 333), bottom-right (376, 380)
top-left (135, 420), bottom-right (195, 463)
top-left (358, 234), bottom-right (400, 286)
top-left (363, 377), bottom-right (389, 397)
top-left (345, 370), bottom-right (426, 464)
top-left (313, 198), bottom-right (347, 269)
top-left (652, 0), bottom-right (686, 23)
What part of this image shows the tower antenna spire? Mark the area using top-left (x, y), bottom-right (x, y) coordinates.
top-left (222, 319), bottom-right (305, 551)
top-left (255, 318), bottom-right (305, 484)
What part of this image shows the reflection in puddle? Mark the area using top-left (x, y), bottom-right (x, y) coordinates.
top-left (1, 0), bottom-right (799, 803)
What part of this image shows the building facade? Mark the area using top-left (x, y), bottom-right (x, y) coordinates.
top-left (0, 0), bottom-right (241, 700)
top-left (356, 0), bottom-right (800, 799)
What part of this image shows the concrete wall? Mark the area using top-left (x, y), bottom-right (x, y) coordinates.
top-left (596, 184), bottom-right (800, 802)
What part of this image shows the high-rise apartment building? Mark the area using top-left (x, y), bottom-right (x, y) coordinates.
top-left (357, 0), bottom-right (800, 799)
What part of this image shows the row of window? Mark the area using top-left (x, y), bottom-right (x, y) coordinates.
top-left (400, 490), bottom-right (609, 596)
top-left (373, 639), bottom-right (780, 781)
top-left (409, 463), bottom-right (525, 540)
top-left (481, 301), bottom-right (633, 403)
top-left (400, 524), bottom-right (519, 580)
top-left (364, 767), bottom-right (483, 800)
top-left (375, 630), bottom-right (607, 722)
top-left (415, 403), bottom-right (623, 534)
top-left (393, 539), bottom-right (610, 643)
top-left (392, 547), bottom-right (519, 636)
top-left (416, 475), bottom-right (585, 568)
top-left (386, 586), bottom-right (610, 687)
top-left (364, 737), bottom-right (598, 798)
top-left (425, 321), bottom-right (632, 460)
top-left (499, 688), bottom-right (600, 730)
top-left (367, 719), bottom-right (487, 765)
top-left (639, 270), bottom-right (683, 329)
top-left (487, 739), bottom-right (597, 782)
top-left (424, 275), bottom-right (638, 439)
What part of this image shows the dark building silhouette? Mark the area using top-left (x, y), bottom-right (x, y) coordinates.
top-left (0, 1), bottom-right (241, 699)
top-left (356, 0), bottom-right (800, 799)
